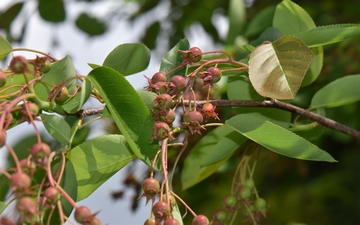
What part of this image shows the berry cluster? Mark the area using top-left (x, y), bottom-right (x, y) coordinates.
top-left (0, 55), bottom-right (100, 224)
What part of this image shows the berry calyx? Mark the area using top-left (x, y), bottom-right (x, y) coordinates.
top-left (151, 122), bottom-right (174, 140)
top-left (152, 201), bottom-right (171, 221)
top-left (183, 111), bottom-right (205, 134)
top-left (43, 187), bottom-right (60, 206)
top-left (142, 178), bottom-right (160, 199)
top-left (192, 215), bottom-right (209, 225)
top-left (170, 75), bottom-right (187, 94)
top-left (10, 172), bottom-right (31, 195)
top-left (74, 206), bottom-right (93, 223)
top-left (144, 218), bottom-right (156, 225)
top-left (9, 56), bottom-right (29, 74)
top-left (179, 47), bottom-right (203, 64)
top-left (201, 102), bottom-right (219, 121)
top-left (0, 69), bottom-right (7, 87)
top-left (29, 142), bottom-right (51, 165)
top-left (151, 72), bottom-right (167, 83)
top-left (164, 218), bottom-right (180, 225)
top-left (16, 196), bottom-right (37, 221)
top-left (154, 94), bottom-right (173, 109)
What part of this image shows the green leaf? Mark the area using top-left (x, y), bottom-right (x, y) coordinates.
top-left (310, 75), bottom-right (360, 108)
top-left (41, 114), bottom-right (71, 145)
top-left (227, 76), bottom-right (291, 128)
top-left (225, 114), bottom-right (336, 162)
top-left (249, 35), bottom-right (314, 99)
top-left (0, 74), bottom-right (33, 100)
top-left (62, 79), bottom-right (92, 114)
top-left (273, 0), bottom-right (316, 35)
top-left (296, 24), bottom-right (360, 47)
top-left (181, 126), bottom-right (236, 190)
top-left (0, 3), bottom-right (23, 29)
top-left (34, 55), bottom-right (77, 101)
top-left (244, 4), bottom-right (276, 38)
top-left (0, 174), bottom-right (9, 201)
top-left (0, 35), bottom-right (12, 59)
top-left (273, 0), bottom-right (323, 86)
top-left (75, 13), bottom-right (107, 36)
top-left (38, 0), bottom-right (65, 22)
top-left (86, 67), bottom-right (158, 165)
top-left (137, 90), bottom-right (156, 110)
top-left (302, 46), bottom-right (323, 86)
top-left (103, 43), bottom-right (150, 75)
top-left (160, 39), bottom-right (189, 78)
top-left (226, 0), bottom-right (246, 45)
top-left (202, 130), bottom-right (246, 166)
top-left (67, 135), bottom-right (135, 201)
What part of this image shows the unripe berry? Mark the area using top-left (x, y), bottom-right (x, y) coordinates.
top-left (255, 198), bottom-right (267, 210)
top-left (22, 102), bottom-right (39, 118)
top-left (205, 67), bottom-right (222, 83)
top-left (87, 217), bottom-right (102, 225)
top-left (29, 142), bottom-right (51, 165)
top-left (164, 218), bottom-right (180, 225)
top-left (170, 75), bottom-right (187, 93)
top-left (152, 201), bottom-right (170, 220)
top-left (10, 56), bottom-right (29, 73)
top-left (144, 218), bottom-right (156, 225)
top-left (152, 122), bottom-right (174, 140)
top-left (0, 68), bottom-right (7, 87)
top-left (244, 178), bottom-right (255, 190)
top-left (240, 187), bottom-right (252, 199)
top-left (55, 86), bottom-right (70, 103)
top-left (189, 47), bottom-right (202, 63)
top-left (74, 206), bottom-right (92, 223)
top-left (142, 178), bottom-right (160, 196)
top-left (16, 196), bottom-right (37, 221)
top-left (43, 187), bottom-right (60, 206)
top-left (213, 209), bottom-right (228, 223)
top-left (154, 94), bottom-right (173, 109)
top-left (39, 59), bottom-right (51, 73)
top-left (151, 72), bottom-right (167, 83)
top-left (10, 172), bottom-right (31, 194)
top-left (183, 111), bottom-right (203, 125)
top-left (223, 195), bottom-right (238, 210)
top-left (192, 215), bottom-right (209, 225)
top-left (161, 194), bottom-right (177, 207)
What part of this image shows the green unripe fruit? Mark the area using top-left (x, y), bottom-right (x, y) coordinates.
top-left (240, 187), bottom-right (252, 199)
top-left (55, 86), bottom-right (70, 103)
top-left (255, 198), bottom-right (267, 210)
top-left (213, 209), bottom-right (228, 223)
top-left (244, 178), bottom-right (255, 190)
top-left (40, 60), bottom-right (51, 73)
top-left (223, 194), bottom-right (238, 209)
top-left (0, 69), bottom-right (7, 87)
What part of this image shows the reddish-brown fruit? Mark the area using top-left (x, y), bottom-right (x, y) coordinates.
top-left (19, 158), bottom-right (36, 175)
top-left (160, 109), bottom-right (176, 124)
top-left (0, 131), bottom-right (6, 147)
top-left (0, 69), bottom-right (7, 87)
top-left (55, 86), bottom-right (70, 103)
top-left (154, 94), bottom-right (173, 109)
top-left (86, 217), bottom-right (102, 225)
top-left (0, 217), bottom-right (14, 225)
top-left (183, 111), bottom-right (203, 124)
top-left (16, 196), bottom-right (37, 221)
top-left (144, 218), bottom-right (156, 225)
top-left (142, 178), bottom-right (160, 196)
top-left (151, 122), bottom-right (174, 140)
top-left (9, 56), bottom-right (29, 73)
top-left (10, 172), bottom-right (31, 194)
top-left (170, 75), bottom-right (187, 93)
top-left (192, 215), bottom-right (210, 225)
top-left (189, 47), bottom-right (203, 62)
top-left (74, 206), bottom-right (93, 223)
top-left (152, 201), bottom-right (171, 221)
top-left (151, 72), bottom-right (167, 83)
top-left (201, 102), bottom-right (219, 121)
top-left (206, 67), bottom-right (222, 83)
top-left (164, 218), bottom-right (180, 225)
top-left (29, 142), bottom-right (51, 165)
top-left (43, 187), bottom-right (60, 206)
top-left (22, 102), bottom-right (39, 118)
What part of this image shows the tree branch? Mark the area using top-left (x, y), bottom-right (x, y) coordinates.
top-left (192, 99), bottom-right (360, 140)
